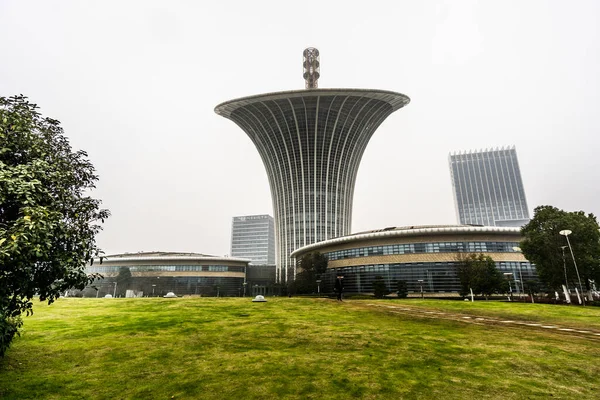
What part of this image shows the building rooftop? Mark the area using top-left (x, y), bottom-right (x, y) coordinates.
top-left (291, 224), bottom-right (521, 258)
top-left (106, 251), bottom-right (215, 258)
top-left (94, 252), bottom-right (251, 264)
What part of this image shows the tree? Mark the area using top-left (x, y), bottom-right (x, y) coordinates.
top-left (0, 95), bottom-right (108, 356)
top-left (290, 252), bottom-right (328, 294)
top-left (114, 267), bottom-right (133, 297)
top-left (396, 280), bottom-right (408, 298)
top-left (524, 280), bottom-right (541, 297)
top-left (372, 276), bottom-right (388, 298)
top-left (520, 205), bottom-right (600, 291)
top-left (457, 254), bottom-right (506, 299)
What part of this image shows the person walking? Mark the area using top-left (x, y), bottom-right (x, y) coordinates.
top-left (335, 275), bottom-right (344, 301)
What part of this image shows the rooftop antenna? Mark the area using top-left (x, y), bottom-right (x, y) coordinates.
top-left (303, 47), bottom-right (320, 89)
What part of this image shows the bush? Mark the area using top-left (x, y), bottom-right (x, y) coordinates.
top-left (396, 280), bottom-right (408, 298)
top-left (1, 314), bottom-right (23, 357)
top-left (373, 276), bottom-right (388, 299)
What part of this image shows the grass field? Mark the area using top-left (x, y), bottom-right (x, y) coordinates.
top-left (1, 298), bottom-right (599, 399)
top-left (374, 298), bottom-right (600, 330)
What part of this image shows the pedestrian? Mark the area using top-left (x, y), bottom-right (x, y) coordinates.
top-left (335, 275), bottom-right (344, 301)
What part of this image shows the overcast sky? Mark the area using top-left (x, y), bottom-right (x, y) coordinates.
top-left (1, 0), bottom-right (598, 257)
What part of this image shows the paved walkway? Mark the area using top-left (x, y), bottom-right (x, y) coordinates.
top-left (362, 302), bottom-right (600, 340)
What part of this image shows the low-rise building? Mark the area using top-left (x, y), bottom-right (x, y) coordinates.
top-left (291, 225), bottom-right (535, 296)
top-left (85, 252), bottom-right (250, 297)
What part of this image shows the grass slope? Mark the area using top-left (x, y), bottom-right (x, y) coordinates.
top-left (1, 298), bottom-right (599, 399)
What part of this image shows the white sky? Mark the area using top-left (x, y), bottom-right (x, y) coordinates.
top-left (1, 0), bottom-right (598, 257)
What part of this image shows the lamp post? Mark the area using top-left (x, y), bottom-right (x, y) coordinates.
top-left (560, 246), bottom-right (569, 292)
top-left (512, 246), bottom-right (525, 297)
top-left (316, 279), bottom-right (322, 294)
top-left (559, 229), bottom-right (585, 306)
top-left (418, 279), bottom-right (424, 299)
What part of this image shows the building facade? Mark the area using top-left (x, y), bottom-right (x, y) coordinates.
top-left (231, 214), bottom-right (275, 265)
top-left (85, 252), bottom-right (250, 297)
top-left (291, 225), bottom-right (536, 295)
top-left (449, 147), bottom-right (530, 227)
top-left (215, 50), bottom-right (410, 282)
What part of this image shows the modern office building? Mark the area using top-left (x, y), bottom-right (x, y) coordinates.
top-left (449, 146), bottom-right (530, 227)
top-left (84, 252), bottom-right (250, 297)
top-left (215, 48), bottom-right (410, 282)
top-left (291, 225), bottom-right (536, 295)
top-left (231, 214), bottom-right (275, 265)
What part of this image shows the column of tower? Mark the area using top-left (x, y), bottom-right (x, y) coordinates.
top-left (215, 49), bottom-right (409, 282)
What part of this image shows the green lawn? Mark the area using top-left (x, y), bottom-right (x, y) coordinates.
top-left (373, 299), bottom-right (600, 330)
top-left (1, 297), bottom-right (599, 399)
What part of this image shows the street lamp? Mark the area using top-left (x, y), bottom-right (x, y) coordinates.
top-left (417, 279), bottom-right (424, 299)
top-left (559, 229), bottom-right (585, 306)
top-left (560, 246), bottom-right (569, 293)
top-left (316, 280), bottom-right (322, 294)
top-left (512, 247), bottom-right (525, 297)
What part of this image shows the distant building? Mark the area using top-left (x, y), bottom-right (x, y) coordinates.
top-left (231, 215), bottom-right (275, 265)
top-left (449, 147), bottom-right (530, 227)
top-left (246, 264), bottom-right (278, 297)
top-left (85, 252), bottom-right (250, 297)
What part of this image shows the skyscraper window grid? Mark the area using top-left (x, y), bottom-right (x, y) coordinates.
top-left (216, 49), bottom-right (410, 282)
top-left (217, 90), bottom-right (409, 282)
top-left (230, 215), bottom-right (275, 265)
top-left (449, 146), bottom-right (530, 227)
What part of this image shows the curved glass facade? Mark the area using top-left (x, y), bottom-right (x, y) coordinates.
top-left (90, 276), bottom-right (245, 298)
top-left (291, 226), bottom-right (537, 296)
top-left (83, 253), bottom-right (250, 297)
top-left (88, 265), bottom-right (245, 273)
top-left (324, 241), bottom-right (521, 261)
top-left (320, 261), bottom-right (535, 295)
top-left (216, 89), bottom-right (409, 282)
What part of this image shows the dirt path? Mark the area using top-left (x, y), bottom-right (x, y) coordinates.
top-left (355, 302), bottom-right (600, 341)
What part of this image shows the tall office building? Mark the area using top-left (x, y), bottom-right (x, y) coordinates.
top-left (449, 146), bottom-right (530, 227)
top-left (231, 215), bottom-right (275, 265)
top-left (216, 48), bottom-right (410, 281)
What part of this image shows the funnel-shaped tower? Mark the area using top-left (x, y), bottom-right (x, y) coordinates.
top-left (215, 49), bottom-right (410, 282)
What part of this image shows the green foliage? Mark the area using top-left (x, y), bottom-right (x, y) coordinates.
top-left (524, 280), bottom-right (541, 296)
top-left (372, 276), bottom-right (388, 298)
top-left (115, 267), bottom-right (132, 297)
top-left (396, 280), bottom-right (408, 298)
top-left (457, 254), bottom-right (506, 299)
top-left (289, 252), bottom-right (328, 294)
top-left (0, 95), bottom-right (108, 356)
top-left (0, 315), bottom-right (22, 358)
top-left (520, 205), bottom-right (600, 291)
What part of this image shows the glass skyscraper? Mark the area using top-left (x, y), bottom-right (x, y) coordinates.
top-left (449, 147), bottom-right (530, 227)
top-left (230, 215), bottom-right (275, 265)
